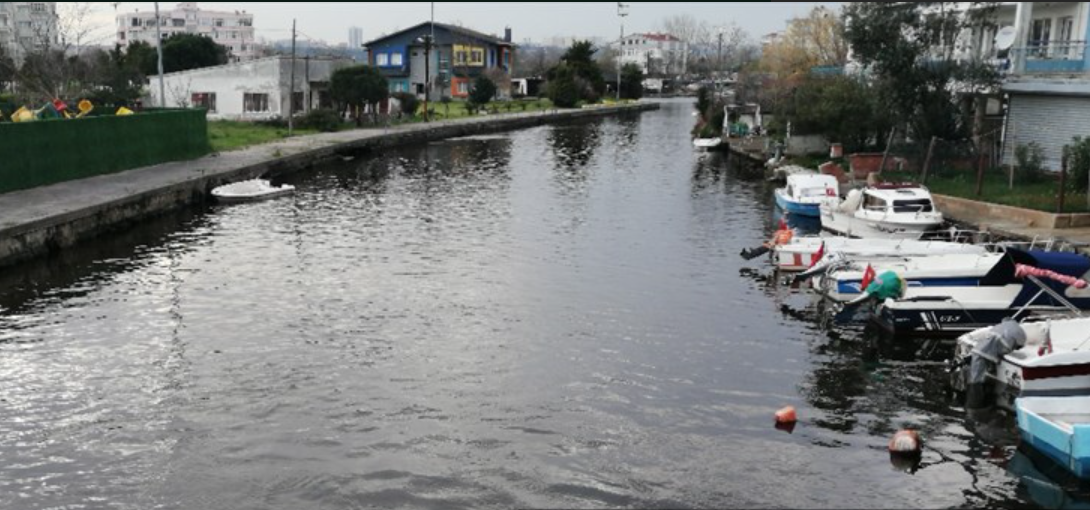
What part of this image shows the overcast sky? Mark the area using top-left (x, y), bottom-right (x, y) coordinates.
top-left (82, 2), bottom-right (841, 46)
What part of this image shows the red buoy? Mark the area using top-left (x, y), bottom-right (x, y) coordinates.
top-left (774, 406), bottom-right (797, 425)
top-left (888, 429), bottom-right (921, 455)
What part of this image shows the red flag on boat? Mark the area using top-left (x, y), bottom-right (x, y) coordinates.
top-left (860, 264), bottom-right (876, 291)
top-left (778, 217), bottom-right (788, 231)
top-left (809, 241), bottom-right (825, 268)
top-left (1038, 325), bottom-right (1054, 356)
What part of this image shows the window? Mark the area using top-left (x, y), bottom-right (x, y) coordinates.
top-left (131, 17), bottom-right (142, 27)
top-left (892, 199), bottom-right (933, 213)
top-left (457, 81), bottom-right (469, 94)
top-left (1030, 18), bottom-right (1051, 56)
top-left (191, 92), bottom-right (217, 113)
top-left (471, 49), bottom-right (483, 64)
top-left (172, 19), bottom-right (184, 27)
top-left (291, 92), bottom-right (304, 113)
top-left (30, 3), bottom-right (46, 13)
top-left (863, 194), bottom-right (887, 211)
top-left (455, 50), bottom-right (468, 65)
top-left (119, 32), bottom-right (125, 40)
top-left (376, 53), bottom-right (389, 66)
top-left (390, 52), bottom-right (403, 65)
top-left (214, 18), bottom-right (224, 27)
top-left (243, 93), bottom-right (269, 113)
top-left (231, 31), bottom-right (238, 39)
top-left (239, 18), bottom-right (252, 27)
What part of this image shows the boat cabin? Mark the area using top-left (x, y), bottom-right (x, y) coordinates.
top-left (857, 184), bottom-right (935, 214)
top-left (784, 174), bottom-right (839, 203)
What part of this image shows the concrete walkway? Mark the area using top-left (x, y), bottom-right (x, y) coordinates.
top-left (0, 103), bottom-right (657, 268)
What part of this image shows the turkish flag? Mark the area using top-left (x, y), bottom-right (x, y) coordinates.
top-left (809, 241), bottom-right (825, 268)
top-left (860, 264), bottom-right (876, 291)
top-left (778, 217), bottom-right (788, 231)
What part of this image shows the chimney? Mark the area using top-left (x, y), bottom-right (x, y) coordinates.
top-left (504, 26), bottom-right (512, 43)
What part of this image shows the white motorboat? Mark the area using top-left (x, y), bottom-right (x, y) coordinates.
top-left (212, 179), bottom-right (295, 204)
top-left (952, 317), bottom-right (1090, 407)
top-left (816, 252), bottom-right (1006, 302)
top-left (820, 183), bottom-right (944, 239)
top-left (692, 137), bottom-right (723, 150)
top-left (773, 236), bottom-right (988, 272)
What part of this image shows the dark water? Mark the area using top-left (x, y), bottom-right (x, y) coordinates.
top-left (0, 99), bottom-right (1082, 509)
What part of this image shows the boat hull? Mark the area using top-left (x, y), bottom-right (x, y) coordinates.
top-left (774, 190), bottom-right (821, 217)
top-left (820, 208), bottom-right (943, 239)
top-left (1017, 397), bottom-right (1090, 480)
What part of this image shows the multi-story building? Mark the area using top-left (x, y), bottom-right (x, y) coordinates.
top-left (115, 2), bottom-right (256, 63)
top-left (616, 32), bottom-right (687, 76)
top-left (364, 22), bottom-right (515, 100)
top-left (0, 2), bottom-right (57, 64)
top-left (348, 26), bottom-right (363, 50)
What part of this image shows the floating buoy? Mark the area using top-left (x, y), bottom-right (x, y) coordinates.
top-left (774, 406), bottom-right (797, 425)
top-left (888, 429), bottom-right (921, 455)
top-left (889, 451), bottom-right (920, 473)
top-left (774, 420), bottom-right (796, 434)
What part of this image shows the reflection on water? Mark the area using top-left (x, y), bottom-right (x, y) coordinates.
top-left (0, 99), bottom-right (1065, 509)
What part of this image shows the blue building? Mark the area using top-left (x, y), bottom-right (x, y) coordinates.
top-left (363, 22), bottom-right (515, 100)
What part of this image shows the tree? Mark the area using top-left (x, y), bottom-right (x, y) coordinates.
top-left (619, 63), bottom-right (643, 100)
top-left (761, 6), bottom-right (848, 80)
top-left (788, 75), bottom-right (893, 152)
top-left (468, 75), bottom-right (497, 106)
top-left (331, 65), bottom-right (388, 126)
top-left (125, 41), bottom-right (159, 79)
top-left (545, 40), bottom-right (605, 106)
top-left (843, 2), bottom-right (999, 141)
top-left (155, 34), bottom-right (229, 74)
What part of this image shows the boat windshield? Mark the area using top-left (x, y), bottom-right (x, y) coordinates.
top-left (893, 199), bottom-right (934, 213)
top-left (799, 187), bottom-right (833, 198)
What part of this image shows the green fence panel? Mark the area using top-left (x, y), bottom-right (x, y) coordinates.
top-left (0, 109), bottom-right (210, 194)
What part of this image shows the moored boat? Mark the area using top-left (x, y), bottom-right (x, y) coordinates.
top-left (773, 236), bottom-right (988, 272)
top-left (820, 183), bottom-right (944, 239)
top-left (693, 137), bottom-right (724, 150)
top-left (1017, 396), bottom-right (1090, 480)
top-left (212, 179), bottom-right (295, 204)
top-left (773, 173), bottom-right (839, 218)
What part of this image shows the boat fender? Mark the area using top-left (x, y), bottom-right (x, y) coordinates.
top-left (774, 406), bottom-right (797, 425)
top-left (888, 430), bottom-right (921, 456)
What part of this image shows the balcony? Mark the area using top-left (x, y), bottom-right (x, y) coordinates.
top-left (1009, 41), bottom-right (1089, 74)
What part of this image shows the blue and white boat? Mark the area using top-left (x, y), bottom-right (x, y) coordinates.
top-left (1017, 396), bottom-right (1090, 480)
top-left (774, 173), bottom-right (839, 217)
top-left (872, 249), bottom-right (1090, 337)
top-left (817, 252), bottom-right (1004, 302)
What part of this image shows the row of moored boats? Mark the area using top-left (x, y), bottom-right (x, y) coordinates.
top-left (763, 171), bottom-right (1090, 481)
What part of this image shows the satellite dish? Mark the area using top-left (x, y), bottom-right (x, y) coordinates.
top-left (995, 26), bottom-right (1017, 51)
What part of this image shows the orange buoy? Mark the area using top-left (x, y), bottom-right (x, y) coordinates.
top-left (774, 405), bottom-right (797, 425)
top-left (888, 429), bottom-right (921, 455)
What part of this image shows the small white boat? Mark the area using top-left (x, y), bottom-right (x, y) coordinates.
top-left (773, 237), bottom-right (987, 272)
top-left (953, 317), bottom-right (1090, 404)
top-left (820, 183), bottom-right (944, 239)
top-left (774, 173), bottom-right (839, 218)
top-left (693, 137), bottom-right (723, 150)
top-left (1016, 396), bottom-right (1090, 480)
top-left (212, 179), bottom-right (295, 204)
top-left (817, 252), bottom-right (1006, 302)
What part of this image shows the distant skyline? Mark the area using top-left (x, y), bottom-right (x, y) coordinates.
top-left (80, 2), bottom-right (841, 47)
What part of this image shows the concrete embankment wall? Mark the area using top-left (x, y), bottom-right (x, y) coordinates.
top-left (0, 103), bottom-right (658, 269)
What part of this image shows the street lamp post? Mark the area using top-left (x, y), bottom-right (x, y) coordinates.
top-left (616, 2), bottom-right (628, 101)
top-left (154, 1), bottom-right (165, 107)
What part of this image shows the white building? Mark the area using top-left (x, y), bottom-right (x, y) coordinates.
top-left (116, 2), bottom-right (256, 63)
top-left (148, 56), bottom-right (353, 120)
top-left (616, 32), bottom-right (687, 76)
top-left (0, 2), bottom-right (58, 64)
top-left (348, 26), bottom-right (363, 50)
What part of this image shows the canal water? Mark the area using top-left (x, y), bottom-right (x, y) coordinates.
top-left (0, 99), bottom-right (1079, 509)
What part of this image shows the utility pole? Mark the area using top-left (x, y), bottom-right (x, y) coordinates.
top-left (617, 2), bottom-right (628, 101)
top-left (154, 2), bottom-right (165, 107)
top-left (425, 1), bottom-right (434, 122)
top-left (289, 19), bottom-right (296, 136)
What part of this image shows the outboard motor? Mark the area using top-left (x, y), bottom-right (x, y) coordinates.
top-left (965, 319), bottom-right (1027, 408)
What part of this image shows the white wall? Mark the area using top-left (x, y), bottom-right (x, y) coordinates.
top-left (151, 58), bottom-right (283, 119)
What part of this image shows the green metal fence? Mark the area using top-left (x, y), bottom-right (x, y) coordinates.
top-left (0, 109), bottom-right (210, 194)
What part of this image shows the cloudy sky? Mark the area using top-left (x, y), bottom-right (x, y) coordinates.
top-left (81, 2), bottom-right (840, 46)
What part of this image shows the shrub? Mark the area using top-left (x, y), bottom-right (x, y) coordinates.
top-left (546, 75), bottom-right (580, 108)
top-left (1067, 136), bottom-right (1090, 193)
top-left (391, 92), bottom-right (419, 117)
top-left (469, 75), bottom-right (497, 105)
top-left (299, 108), bottom-right (342, 132)
top-left (1015, 142), bottom-right (1046, 184)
